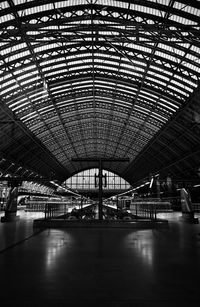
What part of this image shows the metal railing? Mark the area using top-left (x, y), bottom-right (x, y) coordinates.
top-left (44, 203), bottom-right (68, 219)
top-left (192, 203), bottom-right (200, 213)
top-left (25, 201), bottom-right (69, 218)
top-left (130, 202), bottom-right (157, 220)
top-left (44, 203), bottom-right (95, 220)
top-left (25, 202), bottom-right (46, 212)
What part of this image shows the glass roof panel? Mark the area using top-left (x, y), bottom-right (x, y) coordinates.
top-left (0, 0), bottom-right (199, 178)
top-left (0, 13), bottom-right (14, 23)
top-left (0, 1), bottom-right (9, 9)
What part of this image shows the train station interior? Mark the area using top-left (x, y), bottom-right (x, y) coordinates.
top-left (1, 0), bottom-right (200, 306)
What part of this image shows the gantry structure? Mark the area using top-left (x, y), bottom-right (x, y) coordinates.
top-left (0, 0), bottom-right (200, 188)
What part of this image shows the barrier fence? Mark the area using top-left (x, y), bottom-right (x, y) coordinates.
top-left (192, 203), bottom-right (200, 213)
top-left (130, 202), bottom-right (158, 220)
top-left (44, 203), bottom-right (68, 219)
top-left (6, 200), bottom-right (200, 220)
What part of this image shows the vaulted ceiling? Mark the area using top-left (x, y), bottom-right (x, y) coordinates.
top-left (0, 0), bottom-right (200, 187)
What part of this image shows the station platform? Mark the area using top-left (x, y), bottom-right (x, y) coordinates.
top-left (33, 217), bottom-right (169, 229)
top-left (0, 211), bottom-right (200, 306)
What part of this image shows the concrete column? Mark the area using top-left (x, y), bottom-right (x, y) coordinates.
top-left (1, 185), bottom-right (20, 222)
top-left (98, 159), bottom-right (103, 220)
top-left (156, 176), bottom-right (160, 199)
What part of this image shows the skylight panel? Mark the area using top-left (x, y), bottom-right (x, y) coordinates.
top-left (63, 0), bottom-right (85, 6)
top-left (139, 94), bottom-right (155, 105)
top-left (70, 59), bottom-right (90, 66)
top-left (1, 78), bottom-right (16, 89)
top-left (1, 43), bottom-right (27, 55)
top-left (20, 75), bottom-right (40, 86)
top-left (120, 69), bottom-right (141, 78)
top-left (147, 6), bottom-right (163, 17)
top-left (40, 58), bottom-right (65, 66)
top-left (34, 43), bottom-right (58, 53)
top-left (95, 52), bottom-right (110, 59)
top-left (45, 69), bottom-right (67, 77)
top-left (7, 50), bottom-right (31, 62)
top-left (54, 1), bottom-right (72, 9)
top-left (13, 0), bottom-right (33, 4)
top-left (1, 83), bottom-right (19, 95)
top-left (74, 84), bottom-right (90, 91)
top-left (71, 53), bottom-right (91, 60)
top-left (114, 100), bottom-right (131, 109)
top-left (122, 63), bottom-right (144, 73)
top-left (39, 106), bottom-right (55, 115)
top-left (0, 1), bottom-right (9, 9)
top-left (173, 2), bottom-right (200, 16)
top-left (73, 80), bottom-right (93, 87)
top-left (13, 43), bottom-right (28, 52)
top-left (43, 63), bottom-right (66, 72)
top-left (15, 71), bottom-right (38, 81)
top-left (170, 79), bottom-right (189, 90)
top-left (96, 80), bottom-right (115, 86)
top-left (152, 0), bottom-right (169, 8)
top-left (159, 97), bottom-right (180, 109)
top-left (173, 75), bottom-right (196, 88)
top-left (146, 76), bottom-right (166, 87)
top-left (98, 0), bottom-right (129, 9)
top-left (0, 41), bottom-right (7, 49)
top-left (31, 93), bottom-right (48, 104)
top-left (31, 122), bottom-right (45, 131)
top-left (13, 65), bottom-right (37, 75)
top-left (130, 2), bottom-right (166, 14)
top-left (69, 65), bottom-right (90, 72)
top-left (157, 101), bottom-right (175, 112)
top-left (9, 97), bottom-right (27, 108)
top-left (190, 45), bottom-right (200, 54)
top-left (183, 61), bottom-right (200, 73)
top-left (52, 85), bottom-right (71, 94)
top-left (128, 44), bottom-right (152, 54)
top-left (150, 65), bottom-right (173, 76)
top-left (169, 14), bottom-right (196, 25)
top-left (12, 101), bottom-right (30, 111)
top-left (155, 50), bottom-right (181, 64)
top-left (29, 90), bottom-right (48, 100)
top-left (0, 13), bottom-right (14, 23)
top-left (141, 88), bottom-right (158, 99)
top-left (158, 43), bottom-right (185, 57)
top-left (19, 3), bottom-right (55, 16)
top-left (134, 105), bottom-right (151, 116)
top-left (148, 70), bottom-right (169, 82)
top-left (116, 85), bottom-right (136, 95)
top-left (150, 111), bottom-right (168, 122)
top-left (134, 4), bottom-right (147, 13)
top-left (0, 73), bottom-right (12, 82)
top-left (168, 84), bottom-right (188, 96)
top-left (185, 52), bottom-right (200, 63)
top-left (97, 58), bottom-right (117, 67)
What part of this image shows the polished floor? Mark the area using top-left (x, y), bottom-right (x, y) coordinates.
top-left (0, 210), bottom-right (200, 306)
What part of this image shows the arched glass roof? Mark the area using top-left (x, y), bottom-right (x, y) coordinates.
top-left (0, 0), bottom-right (200, 184)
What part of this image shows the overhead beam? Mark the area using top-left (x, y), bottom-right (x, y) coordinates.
top-left (71, 158), bottom-right (130, 162)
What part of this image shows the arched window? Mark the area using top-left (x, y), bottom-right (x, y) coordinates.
top-left (64, 169), bottom-right (130, 190)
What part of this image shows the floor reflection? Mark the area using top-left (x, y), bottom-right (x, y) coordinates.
top-left (45, 231), bottom-right (73, 271)
top-left (124, 231), bottom-right (154, 267)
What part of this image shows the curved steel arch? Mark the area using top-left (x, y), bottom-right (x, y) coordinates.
top-left (0, 0), bottom-right (200, 185)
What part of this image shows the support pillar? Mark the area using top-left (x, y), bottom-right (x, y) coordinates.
top-left (80, 196), bottom-right (83, 220)
top-left (180, 188), bottom-right (198, 224)
top-left (116, 196), bottom-right (119, 211)
top-left (98, 159), bottom-right (103, 220)
top-left (156, 176), bottom-right (160, 199)
top-left (1, 184), bottom-right (20, 222)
